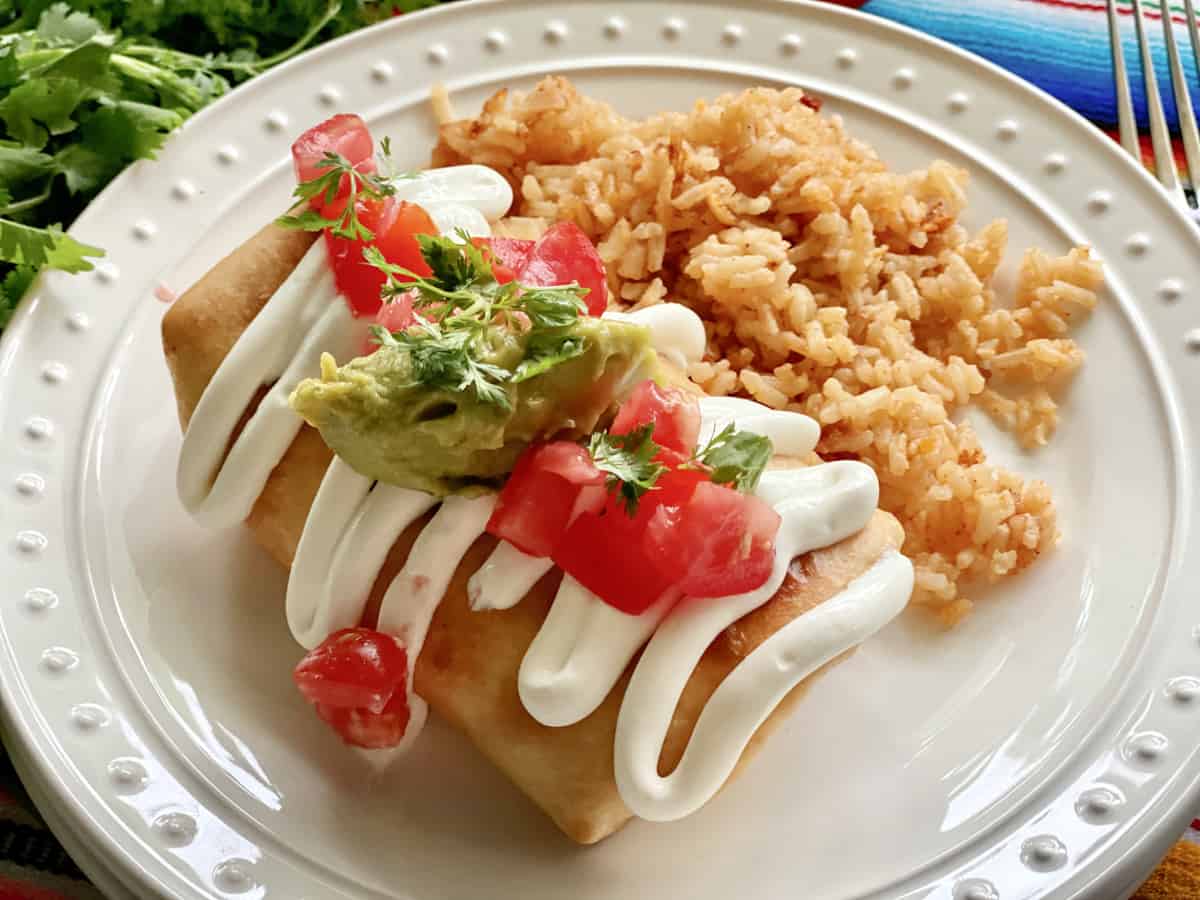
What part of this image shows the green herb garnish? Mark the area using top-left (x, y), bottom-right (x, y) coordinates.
top-left (0, 0), bottom-right (397, 330)
top-left (275, 139), bottom-right (416, 242)
top-left (587, 423), bottom-right (668, 516)
top-left (371, 317), bottom-right (513, 410)
top-left (0, 217), bottom-right (100, 272)
top-left (365, 233), bottom-right (589, 408)
top-left (693, 424), bottom-right (773, 493)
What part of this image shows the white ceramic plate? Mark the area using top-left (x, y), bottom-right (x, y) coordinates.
top-left (3, 1), bottom-right (1200, 897)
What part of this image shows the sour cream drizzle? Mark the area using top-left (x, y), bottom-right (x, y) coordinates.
top-left (177, 164), bottom-right (512, 528)
top-left (180, 162), bottom-right (913, 823)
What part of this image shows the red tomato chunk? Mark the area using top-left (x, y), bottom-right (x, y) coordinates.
top-left (553, 464), bottom-right (711, 615)
top-left (517, 222), bottom-right (608, 316)
top-left (291, 115), bottom-right (437, 318)
top-left (487, 442), bottom-right (602, 558)
top-left (313, 691), bottom-right (411, 750)
top-left (646, 481), bottom-right (781, 598)
top-left (472, 236), bottom-right (535, 284)
top-left (610, 380), bottom-right (701, 456)
top-left (293, 628), bottom-right (411, 748)
top-left (488, 379), bottom-right (782, 614)
top-left (327, 198), bottom-right (436, 318)
top-left (291, 113), bottom-right (376, 219)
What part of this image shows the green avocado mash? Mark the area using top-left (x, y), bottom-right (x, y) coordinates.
top-left (290, 317), bottom-right (658, 494)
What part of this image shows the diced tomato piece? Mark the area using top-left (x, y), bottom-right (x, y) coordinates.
top-left (648, 464), bottom-right (711, 510)
top-left (294, 627), bottom-right (411, 749)
top-left (553, 466), bottom-right (708, 614)
top-left (315, 688), bottom-right (411, 750)
top-left (326, 198), bottom-right (436, 317)
top-left (375, 293), bottom-right (416, 333)
top-left (611, 380), bottom-right (701, 456)
top-left (554, 502), bottom-right (674, 614)
top-left (485, 237), bottom-right (536, 272)
top-left (487, 442), bottom-right (600, 558)
top-left (646, 482), bottom-right (780, 598)
top-left (292, 114), bottom-right (376, 219)
top-left (294, 628), bottom-right (407, 714)
top-left (472, 237), bottom-right (535, 284)
top-left (362, 292), bottom-right (416, 355)
top-left (516, 222), bottom-right (608, 316)
top-left (534, 442), bottom-right (604, 486)
top-left (571, 483), bottom-right (609, 520)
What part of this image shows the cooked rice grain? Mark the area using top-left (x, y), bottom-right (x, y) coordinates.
top-left (433, 77), bottom-right (1102, 624)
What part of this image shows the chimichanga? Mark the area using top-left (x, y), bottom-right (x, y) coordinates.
top-left (162, 217), bottom-right (910, 844)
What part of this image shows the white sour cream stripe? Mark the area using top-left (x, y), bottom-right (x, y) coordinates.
top-left (468, 542), bottom-right (552, 612)
top-left (615, 551), bottom-right (913, 821)
top-left (288, 460), bottom-right (436, 651)
top-left (391, 165), bottom-right (513, 221)
top-left (177, 242), bottom-right (356, 527)
top-left (519, 581), bottom-right (676, 727)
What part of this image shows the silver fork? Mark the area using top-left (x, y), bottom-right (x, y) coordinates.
top-left (1107, 0), bottom-right (1200, 209)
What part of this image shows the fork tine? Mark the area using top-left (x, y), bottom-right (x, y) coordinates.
top-left (1131, 0), bottom-right (1185, 196)
top-left (1108, 0), bottom-right (1142, 158)
top-left (1160, 0), bottom-right (1200, 200)
top-left (1186, 0), bottom-right (1200, 75)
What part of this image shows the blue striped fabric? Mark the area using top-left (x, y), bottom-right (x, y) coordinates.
top-left (865, 0), bottom-right (1200, 132)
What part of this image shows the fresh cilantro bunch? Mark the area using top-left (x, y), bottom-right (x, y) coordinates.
top-left (0, 0), bottom-right (437, 330)
top-left (367, 233), bottom-right (590, 410)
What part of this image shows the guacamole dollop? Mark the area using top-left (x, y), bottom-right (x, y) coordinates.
top-left (290, 317), bottom-right (658, 494)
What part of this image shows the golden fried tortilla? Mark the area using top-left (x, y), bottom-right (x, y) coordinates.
top-left (161, 224), bottom-right (906, 844)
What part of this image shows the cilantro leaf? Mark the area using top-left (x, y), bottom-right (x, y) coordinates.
top-left (0, 41), bottom-right (20, 90)
top-left (374, 317), bottom-right (515, 412)
top-left (0, 265), bottom-right (35, 329)
top-left (30, 34), bottom-right (115, 83)
top-left (0, 77), bottom-right (86, 148)
top-left (35, 4), bottom-right (104, 45)
top-left (417, 231), bottom-right (491, 292)
top-left (520, 285), bottom-right (587, 329)
top-left (695, 425), bottom-right (773, 493)
top-left (0, 143), bottom-right (54, 181)
top-left (0, 217), bottom-right (102, 271)
top-left (53, 143), bottom-right (113, 194)
top-left (81, 100), bottom-right (182, 161)
top-left (362, 236), bottom-right (593, 407)
top-left (588, 423), bottom-right (667, 515)
top-left (274, 208), bottom-right (336, 233)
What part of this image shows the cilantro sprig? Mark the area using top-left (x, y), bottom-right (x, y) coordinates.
top-left (585, 418), bottom-right (775, 516)
top-left (275, 137), bottom-right (416, 242)
top-left (588, 423), bottom-right (668, 516)
top-left (372, 318), bottom-right (514, 410)
top-left (694, 424), bottom-right (773, 493)
top-left (365, 232), bottom-right (589, 410)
